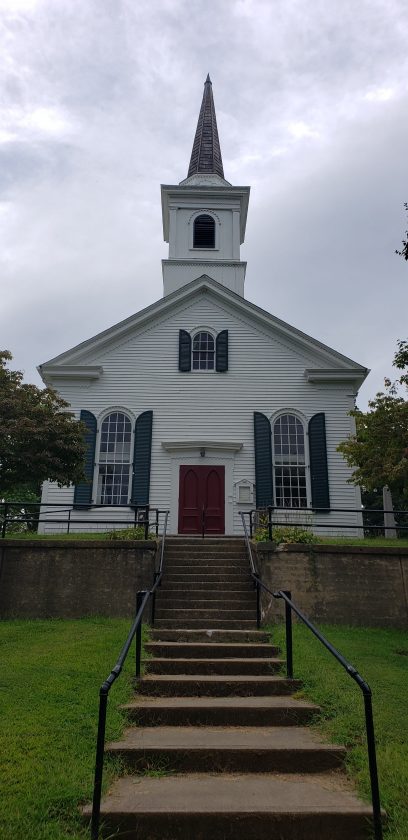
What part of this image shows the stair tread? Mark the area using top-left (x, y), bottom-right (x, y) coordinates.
top-left (84, 772), bottom-right (373, 816)
top-left (123, 695), bottom-right (319, 710)
top-left (143, 657), bottom-right (284, 665)
top-left (139, 674), bottom-right (299, 683)
top-left (108, 726), bottom-right (344, 752)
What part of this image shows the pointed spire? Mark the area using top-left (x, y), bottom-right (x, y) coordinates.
top-left (187, 75), bottom-right (224, 179)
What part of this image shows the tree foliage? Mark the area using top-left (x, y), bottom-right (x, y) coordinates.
top-left (395, 202), bottom-right (408, 261)
top-left (337, 342), bottom-right (408, 501)
top-left (0, 351), bottom-right (86, 495)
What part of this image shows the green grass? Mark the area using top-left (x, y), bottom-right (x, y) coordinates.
top-left (271, 624), bottom-right (408, 840)
top-left (4, 531), bottom-right (408, 547)
top-left (0, 618), bottom-right (146, 840)
top-left (318, 536), bottom-right (408, 547)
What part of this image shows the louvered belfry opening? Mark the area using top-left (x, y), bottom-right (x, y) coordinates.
top-left (193, 214), bottom-right (215, 248)
top-left (187, 74), bottom-right (225, 179)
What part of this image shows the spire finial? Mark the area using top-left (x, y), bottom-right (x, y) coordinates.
top-left (187, 76), bottom-right (224, 179)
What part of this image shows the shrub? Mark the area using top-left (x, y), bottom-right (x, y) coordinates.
top-left (255, 524), bottom-right (320, 544)
top-left (105, 526), bottom-right (156, 541)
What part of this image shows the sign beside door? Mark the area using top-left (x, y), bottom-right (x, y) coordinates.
top-left (178, 465), bottom-right (225, 534)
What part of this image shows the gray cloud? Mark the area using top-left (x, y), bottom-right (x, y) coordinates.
top-left (0, 0), bottom-right (407, 407)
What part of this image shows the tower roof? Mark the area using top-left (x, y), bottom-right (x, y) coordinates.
top-left (187, 75), bottom-right (225, 179)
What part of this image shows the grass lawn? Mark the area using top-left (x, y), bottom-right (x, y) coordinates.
top-left (0, 618), bottom-right (138, 840)
top-left (271, 624), bottom-right (408, 840)
top-left (1, 620), bottom-right (407, 839)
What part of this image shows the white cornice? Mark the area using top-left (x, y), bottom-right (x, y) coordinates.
top-left (39, 365), bottom-right (103, 385)
top-left (162, 259), bottom-right (247, 268)
top-left (162, 440), bottom-right (243, 452)
top-left (305, 368), bottom-right (368, 384)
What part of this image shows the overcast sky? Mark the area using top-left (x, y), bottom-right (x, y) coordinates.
top-left (1, 0), bottom-right (407, 408)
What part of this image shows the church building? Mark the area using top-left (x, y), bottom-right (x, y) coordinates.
top-left (39, 76), bottom-right (368, 536)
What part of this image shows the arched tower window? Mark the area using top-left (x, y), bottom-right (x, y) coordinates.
top-left (273, 414), bottom-right (307, 508)
top-left (192, 331), bottom-right (215, 370)
top-left (193, 214), bottom-right (215, 248)
top-left (97, 412), bottom-right (132, 505)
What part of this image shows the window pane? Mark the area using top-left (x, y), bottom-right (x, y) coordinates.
top-left (273, 414), bottom-right (307, 507)
top-left (192, 332), bottom-right (215, 371)
top-left (98, 412), bottom-right (132, 504)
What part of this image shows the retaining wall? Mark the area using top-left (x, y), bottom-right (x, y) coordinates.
top-left (0, 540), bottom-right (158, 619)
top-left (255, 543), bottom-right (408, 629)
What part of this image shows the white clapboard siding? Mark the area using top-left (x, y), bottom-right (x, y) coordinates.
top-left (41, 290), bottom-right (363, 535)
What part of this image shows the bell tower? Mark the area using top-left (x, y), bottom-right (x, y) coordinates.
top-left (161, 75), bottom-right (250, 297)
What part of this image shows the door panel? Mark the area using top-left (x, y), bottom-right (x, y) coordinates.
top-left (178, 465), bottom-right (225, 534)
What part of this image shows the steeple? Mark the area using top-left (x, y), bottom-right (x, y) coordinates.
top-left (187, 74), bottom-right (225, 179)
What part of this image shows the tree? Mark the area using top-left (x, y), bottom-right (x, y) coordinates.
top-left (0, 350), bottom-right (86, 495)
top-left (337, 342), bottom-right (408, 502)
top-left (396, 202), bottom-right (408, 261)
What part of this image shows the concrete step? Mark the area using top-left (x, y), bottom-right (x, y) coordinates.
top-left (163, 564), bottom-right (249, 575)
top-left (137, 674), bottom-right (301, 697)
top-left (122, 695), bottom-right (320, 727)
top-left (150, 628), bottom-right (270, 643)
top-left (162, 573), bottom-right (251, 584)
top-left (144, 642), bottom-right (281, 659)
top-left (107, 726), bottom-right (346, 773)
top-left (159, 580), bottom-right (253, 592)
top-left (143, 657), bottom-right (284, 676)
top-left (156, 595), bottom-right (255, 609)
top-left (153, 619), bottom-right (258, 630)
top-left (165, 539), bottom-right (245, 546)
top-left (84, 772), bottom-right (373, 839)
top-left (155, 608), bottom-right (256, 621)
top-left (164, 551), bottom-right (249, 568)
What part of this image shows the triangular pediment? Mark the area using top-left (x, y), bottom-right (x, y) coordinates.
top-left (39, 276), bottom-right (368, 386)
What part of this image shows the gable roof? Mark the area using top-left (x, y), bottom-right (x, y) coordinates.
top-left (39, 276), bottom-right (369, 387)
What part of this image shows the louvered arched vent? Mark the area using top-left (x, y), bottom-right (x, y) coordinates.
top-left (193, 214), bottom-right (215, 248)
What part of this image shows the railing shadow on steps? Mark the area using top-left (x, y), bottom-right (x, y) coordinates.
top-left (90, 509), bottom-right (169, 840)
top-left (239, 510), bottom-right (384, 840)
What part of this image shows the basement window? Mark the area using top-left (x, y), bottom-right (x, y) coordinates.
top-left (193, 214), bottom-right (215, 248)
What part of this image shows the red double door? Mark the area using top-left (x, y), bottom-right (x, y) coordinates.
top-left (178, 465), bottom-right (225, 534)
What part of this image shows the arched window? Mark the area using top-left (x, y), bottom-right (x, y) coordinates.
top-left (97, 412), bottom-right (132, 505)
top-left (193, 214), bottom-right (215, 248)
top-left (192, 331), bottom-right (215, 370)
top-left (273, 414), bottom-right (307, 508)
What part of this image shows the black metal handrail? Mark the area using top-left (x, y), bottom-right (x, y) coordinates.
top-left (90, 509), bottom-right (168, 840)
top-left (240, 505), bottom-right (408, 541)
top-left (239, 510), bottom-right (383, 840)
top-left (0, 501), bottom-right (168, 539)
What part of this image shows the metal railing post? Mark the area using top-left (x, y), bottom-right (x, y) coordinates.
top-left (91, 685), bottom-right (108, 840)
top-left (283, 590), bottom-right (293, 678)
top-left (144, 507), bottom-right (149, 540)
top-left (135, 590), bottom-right (146, 678)
top-left (363, 690), bottom-right (383, 839)
top-left (1, 502), bottom-right (9, 539)
top-left (249, 510), bottom-right (253, 539)
top-left (268, 505), bottom-right (273, 541)
top-left (256, 578), bottom-right (261, 629)
top-left (151, 573), bottom-right (159, 625)
top-left (155, 509), bottom-right (159, 537)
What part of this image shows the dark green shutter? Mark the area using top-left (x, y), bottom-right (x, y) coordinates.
top-left (179, 330), bottom-right (191, 371)
top-left (130, 411), bottom-right (153, 506)
top-left (254, 412), bottom-right (273, 507)
top-left (73, 410), bottom-right (97, 509)
top-left (216, 330), bottom-right (228, 372)
top-left (308, 412), bottom-right (330, 511)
